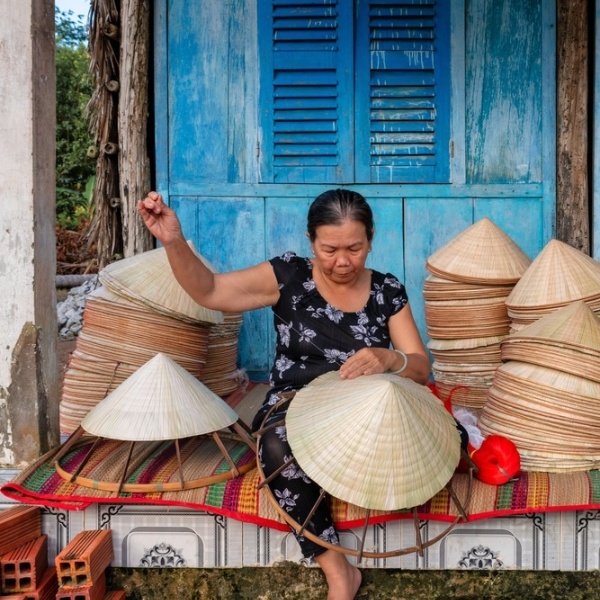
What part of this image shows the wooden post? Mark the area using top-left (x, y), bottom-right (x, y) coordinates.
top-left (119, 0), bottom-right (153, 258)
top-left (87, 0), bottom-right (123, 268)
top-left (556, 0), bottom-right (590, 253)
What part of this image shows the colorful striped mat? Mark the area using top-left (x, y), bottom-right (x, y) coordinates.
top-left (3, 384), bottom-right (600, 530)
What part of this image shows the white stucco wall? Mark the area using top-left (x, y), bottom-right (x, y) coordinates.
top-left (0, 0), bottom-right (58, 465)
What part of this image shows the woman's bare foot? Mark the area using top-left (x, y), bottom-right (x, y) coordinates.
top-left (315, 549), bottom-right (363, 599)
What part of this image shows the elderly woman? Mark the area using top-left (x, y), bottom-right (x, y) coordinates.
top-left (137, 188), bottom-right (430, 600)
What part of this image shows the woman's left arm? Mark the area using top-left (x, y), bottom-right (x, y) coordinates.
top-left (339, 302), bottom-right (431, 384)
top-left (386, 303), bottom-right (431, 384)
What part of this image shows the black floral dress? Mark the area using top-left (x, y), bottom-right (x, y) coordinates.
top-left (255, 251), bottom-right (409, 558)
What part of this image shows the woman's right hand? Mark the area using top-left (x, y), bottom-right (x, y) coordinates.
top-left (137, 191), bottom-right (183, 246)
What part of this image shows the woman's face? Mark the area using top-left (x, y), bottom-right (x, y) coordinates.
top-left (310, 219), bottom-right (371, 284)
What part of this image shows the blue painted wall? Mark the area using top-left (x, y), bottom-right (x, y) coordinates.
top-left (153, 0), bottom-right (556, 380)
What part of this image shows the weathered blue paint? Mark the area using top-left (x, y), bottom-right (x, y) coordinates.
top-left (404, 197), bottom-right (473, 338)
top-left (170, 196), bottom-right (268, 371)
top-left (168, 2), bottom-right (251, 185)
top-left (466, 0), bottom-right (543, 184)
top-left (155, 0), bottom-right (557, 378)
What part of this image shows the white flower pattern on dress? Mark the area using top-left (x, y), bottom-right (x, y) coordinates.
top-left (323, 348), bottom-right (354, 364)
top-left (291, 295), bottom-right (303, 310)
top-left (298, 323), bottom-right (316, 344)
top-left (392, 296), bottom-right (406, 310)
top-left (281, 455), bottom-right (312, 483)
top-left (320, 525), bottom-right (339, 545)
top-left (324, 304), bottom-right (344, 323)
top-left (275, 488), bottom-right (300, 512)
top-left (350, 323), bottom-right (382, 346)
top-left (277, 322), bottom-right (292, 347)
top-left (275, 355), bottom-right (294, 377)
top-left (275, 425), bottom-right (287, 441)
top-left (373, 282), bottom-right (386, 304)
top-left (384, 276), bottom-right (402, 289)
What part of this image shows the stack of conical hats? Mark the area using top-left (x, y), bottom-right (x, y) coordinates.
top-left (505, 239), bottom-right (600, 332)
top-left (59, 243), bottom-right (236, 434)
top-left (56, 353), bottom-right (256, 493)
top-left (286, 371), bottom-right (461, 511)
top-left (478, 301), bottom-right (600, 472)
top-left (60, 287), bottom-right (213, 433)
top-left (424, 218), bottom-right (531, 410)
top-left (202, 311), bottom-right (245, 396)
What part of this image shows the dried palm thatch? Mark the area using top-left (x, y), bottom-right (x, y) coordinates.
top-left (85, 0), bottom-right (152, 268)
top-left (85, 0), bottom-right (121, 269)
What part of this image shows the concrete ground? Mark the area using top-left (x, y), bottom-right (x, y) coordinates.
top-left (107, 565), bottom-right (600, 599)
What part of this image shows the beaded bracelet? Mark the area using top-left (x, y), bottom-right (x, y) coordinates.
top-left (391, 349), bottom-right (408, 374)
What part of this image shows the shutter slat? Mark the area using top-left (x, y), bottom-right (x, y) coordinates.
top-left (370, 120), bottom-right (433, 133)
top-left (274, 0), bottom-right (337, 6)
top-left (371, 145), bottom-right (435, 156)
top-left (275, 121), bottom-right (338, 133)
top-left (275, 97), bottom-right (339, 109)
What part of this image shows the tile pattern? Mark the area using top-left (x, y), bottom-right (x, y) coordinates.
top-left (2, 470), bottom-right (600, 571)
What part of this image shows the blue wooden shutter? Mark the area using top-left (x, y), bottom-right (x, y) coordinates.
top-left (258, 0), bottom-right (354, 183)
top-left (355, 0), bottom-right (451, 183)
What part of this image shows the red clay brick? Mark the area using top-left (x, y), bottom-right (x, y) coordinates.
top-left (55, 530), bottom-right (113, 589)
top-left (54, 572), bottom-right (106, 600)
top-left (0, 506), bottom-right (42, 556)
top-left (103, 592), bottom-right (126, 600)
top-left (21, 566), bottom-right (58, 600)
top-left (1, 534), bottom-right (48, 593)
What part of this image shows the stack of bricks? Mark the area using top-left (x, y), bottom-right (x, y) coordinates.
top-left (0, 506), bottom-right (125, 600)
top-left (0, 504), bottom-right (56, 600)
top-left (54, 530), bottom-right (117, 600)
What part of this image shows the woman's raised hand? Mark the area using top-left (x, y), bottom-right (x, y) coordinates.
top-left (137, 191), bottom-right (183, 246)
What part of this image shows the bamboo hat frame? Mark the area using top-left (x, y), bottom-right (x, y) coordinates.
top-left (54, 353), bottom-right (256, 493)
top-left (253, 380), bottom-right (474, 560)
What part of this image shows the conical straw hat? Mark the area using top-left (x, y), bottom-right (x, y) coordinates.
top-left (81, 353), bottom-right (239, 441)
top-left (426, 218), bottom-right (531, 284)
top-left (505, 300), bottom-right (600, 352)
top-left (99, 242), bottom-right (224, 325)
top-left (285, 371), bottom-right (461, 511)
top-left (506, 239), bottom-right (600, 310)
top-left (89, 284), bottom-right (136, 306)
